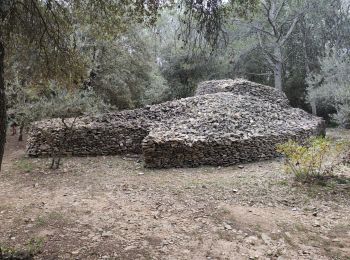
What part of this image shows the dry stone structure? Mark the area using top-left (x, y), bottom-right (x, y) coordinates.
top-left (27, 79), bottom-right (325, 168)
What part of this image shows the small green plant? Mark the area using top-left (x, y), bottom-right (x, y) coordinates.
top-left (35, 211), bottom-right (67, 228)
top-left (35, 216), bottom-right (47, 227)
top-left (0, 238), bottom-right (43, 259)
top-left (27, 237), bottom-right (44, 255)
top-left (0, 245), bottom-right (33, 259)
top-left (276, 137), bottom-right (349, 182)
top-left (16, 158), bottom-right (35, 173)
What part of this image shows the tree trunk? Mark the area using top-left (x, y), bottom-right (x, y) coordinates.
top-left (0, 40), bottom-right (6, 172)
top-left (18, 124), bottom-right (24, 142)
top-left (274, 62), bottom-right (283, 91)
top-left (301, 18), bottom-right (317, 115)
top-left (273, 47), bottom-right (283, 91)
top-left (311, 101), bottom-right (317, 115)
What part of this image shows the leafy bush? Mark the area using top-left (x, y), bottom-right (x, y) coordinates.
top-left (276, 137), bottom-right (349, 181)
top-left (82, 27), bottom-right (170, 109)
top-left (307, 47), bottom-right (350, 128)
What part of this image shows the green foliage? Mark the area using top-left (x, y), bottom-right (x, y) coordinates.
top-left (3, 0), bottom-right (350, 125)
top-left (0, 236), bottom-right (44, 259)
top-left (27, 237), bottom-right (44, 256)
top-left (143, 64), bottom-right (171, 105)
top-left (15, 158), bottom-right (35, 173)
top-left (307, 47), bottom-right (350, 128)
top-left (80, 26), bottom-right (170, 109)
top-left (7, 80), bottom-right (109, 124)
top-left (35, 212), bottom-right (65, 227)
top-left (284, 71), bottom-right (308, 110)
top-left (161, 54), bottom-right (216, 99)
top-left (178, 0), bottom-right (258, 50)
top-left (276, 137), bottom-right (349, 182)
top-left (34, 82), bottom-right (110, 119)
top-left (33, 83), bottom-right (111, 169)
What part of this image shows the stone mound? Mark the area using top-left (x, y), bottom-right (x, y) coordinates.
top-left (195, 78), bottom-right (290, 108)
top-left (27, 79), bottom-right (325, 168)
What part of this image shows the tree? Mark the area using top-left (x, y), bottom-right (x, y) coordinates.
top-left (307, 47), bottom-right (350, 128)
top-left (0, 0), bottom-right (78, 171)
top-left (177, 0), bottom-right (303, 91)
top-left (222, 0), bottom-right (349, 116)
top-left (81, 26), bottom-right (169, 109)
top-left (0, 0), bottom-right (259, 171)
top-left (181, 0), bottom-right (306, 92)
top-left (34, 83), bottom-right (108, 169)
top-left (247, 0), bottom-right (306, 91)
top-left (0, 38), bottom-right (5, 168)
top-left (0, 0), bottom-right (162, 171)
top-left (301, 0), bottom-right (350, 114)
top-left (152, 4), bottom-right (254, 99)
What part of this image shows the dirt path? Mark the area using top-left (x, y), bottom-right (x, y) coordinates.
top-left (0, 130), bottom-right (349, 259)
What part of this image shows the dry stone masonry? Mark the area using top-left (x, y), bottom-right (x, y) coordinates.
top-left (27, 79), bottom-right (325, 168)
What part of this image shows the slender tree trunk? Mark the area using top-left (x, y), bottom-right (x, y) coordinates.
top-left (274, 62), bottom-right (283, 91)
top-left (273, 47), bottom-right (283, 91)
top-left (310, 100), bottom-right (317, 115)
top-left (303, 55), bottom-right (317, 115)
top-left (301, 18), bottom-right (317, 115)
top-left (0, 40), bottom-right (6, 172)
top-left (18, 124), bottom-right (24, 142)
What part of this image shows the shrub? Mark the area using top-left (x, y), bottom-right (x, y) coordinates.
top-left (276, 137), bottom-right (349, 181)
top-left (306, 47), bottom-right (350, 128)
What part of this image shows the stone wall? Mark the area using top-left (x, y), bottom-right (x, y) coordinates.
top-left (143, 132), bottom-right (321, 168)
top-left (142, 92), bottom-right (325, 168)
top-left (28, 120), bottom-right (149, 157)
top-left (27, 79), bottom-right (326, 168)
top-left (27, 101), bottom-right (193, 157)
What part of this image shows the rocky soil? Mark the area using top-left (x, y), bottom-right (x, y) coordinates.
top-left (0, 130), bottom-right (349, 260)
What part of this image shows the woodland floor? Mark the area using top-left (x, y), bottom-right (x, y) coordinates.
top-left (0, 129), bottom-right (350, 260)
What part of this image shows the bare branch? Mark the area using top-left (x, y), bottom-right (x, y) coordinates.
top-left (279, 14), bottom-right (300, 46)
top-left (257, 31), bottom-right (275, 68)
top-left (264, 0), bottom-right (279, 37)
top-left (275, 0), bottom-right (286, 18)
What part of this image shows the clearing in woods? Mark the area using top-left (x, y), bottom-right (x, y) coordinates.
top-left (0, 129), bottom-right (349, 259)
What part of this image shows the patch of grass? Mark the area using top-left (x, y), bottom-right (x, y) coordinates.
top-left (254, 223), bottom-right (263, 233)
top-left (16, 158), bottom-right (35, 173)
top-left (0, 237), bottom-right (44, 259)
top-left (276, 180), bottom-right (289, 186)
top-left (35, 212), bottom-right (66, 227)
top-left (305, 233), bottom-right (326, 247)
top-left (35, 216), bottom-right (47, 227)
top-left (309, 175), bottom-right (350, 187)
top-left (305, 175), bottom-right (350, 197)
top-left (27, 237), bottom-right (45, 255)
top-left (0, 246), bottom-right (32, 260)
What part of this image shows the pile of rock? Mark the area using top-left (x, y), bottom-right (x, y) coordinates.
top-left (27, 79), bottom-right (325, 168)
top-left (195, 78), bottom-right (290, 108)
